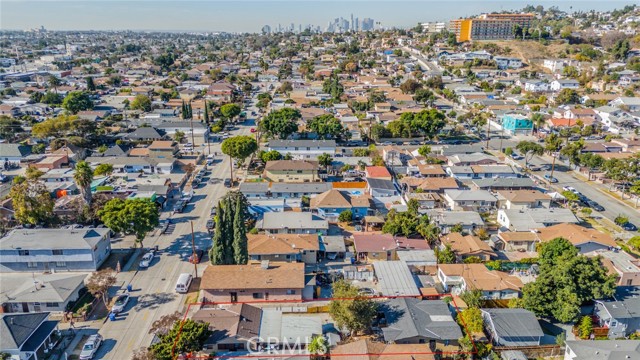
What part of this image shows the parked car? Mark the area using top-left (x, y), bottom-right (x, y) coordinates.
top-left (622, 222), bottom-right (638, 232)
top-left (206, 219), bottom-right (215, 230)
top-left (527, 164), bottom-right (541, 171)
top-left (511, 152), bottom-right (523, 160)
top-left (173, 200), bottom-right (186, 213)
top-left (224, 178), bottom-right (232, 187)
top-left (539, 164), bottom-right (552, 171)
top-left (587, 201), bottom-right (605, 212)
top-left (158, 219), bottom-right (170, 234)
top-left (189, 249), bottom-right (205, 264)
top-left (250, 128), bottom-right (257, 133)
top-left (79, 334), bottom-right (103, 360)
top-left (139, 252), bottom-right (154, 268)
top-left (210, 207), bottom-right (217, 216)
top-left (111, 293), bottom-right (130, 314)
top-left (358, 288), bottom-right (376, 296)
top-left (544, 173), bottom-right (558, 183)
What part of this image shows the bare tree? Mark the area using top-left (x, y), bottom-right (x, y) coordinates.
top-left (601, 31), bottom-right (627, 50)
top-left (149, 311), bottom-right (182, 336)
top-left (86, 269), bottom-right (117, 306)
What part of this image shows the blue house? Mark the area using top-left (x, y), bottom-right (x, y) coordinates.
top-left (310, 189), bottom-right (372, 221)
top-left (501, 114), bottom-right (533, 136)
top-left (0, 228), bottom-right (111, 272)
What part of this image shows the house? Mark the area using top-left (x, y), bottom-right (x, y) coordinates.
top-left (447, 153), bottom-right (499, 166)
top-left (0, 144), bottom-right (31, 165)
top-left (331, 339), bottom-right (438, 360)
top-left (563, 108), bottom-right (598, 122)
top-left (267, 139), bottom-right (336, 160)
top-left (85, 156), bottom-right (175, 174)
top-left (0, 273), bottom-right (87, 314)
top-left (264, 160), bottom-right (319, 183)
top-left (123, 127), bottom-right (164, 141)
top-left (372, 261), bottom-right (422, 297)
top-left (550, 79), bottom-right (580, 91)
top-left (257, 212), bottom-right (328, 235)
top-left (496, 190), bottom-right (551, 210)
top-left (523, 80), bottom-right (550, 92)
top-left (0, 312), bottom-right (60, 360)
top-left (404, 192), bottom-right (442, 209)
top-left (353, 233), bottom-right (429, 262)
top-left (381, 298), bottom-right (463, 345)
top-left (443, 189), bottom-right (496, 211)
top-left (0, 228), bottom-right (111, 272)
top-left (200, 262), bottom-right (306, 303)
top-left (366, 178), bottom-right (399, 197)
top-left (247, 234), bottom-right (319, 264)
top-left (430, 210), bottom-right (485, 234)
top-left (535, 223), bottom-right (616, 254)
top-left (365, 166), bottom-right (393, 181)
top-left (543, 59), bottom-right (567, 73)
top-left (192, 304), bottom-right (261, 352)
top-left (494, 57), bottom-right (522, 70)
top-left (600, 250), bottom-right (640, 287)
top-left (492, 231), bottom-right (538, 252)
top-left (610, 97), bottom-right (640, 112)
top-left (147, 140), bottom-right (179, 158)
top-left (501, 114), bottom-right (533, 136)
top-left (310, 189), bottom-right (371, 220)
top-left (472, 178), bottom-right (536, 191)
top-left (594, 286), bottom-right (640, 339)
top-left (497, 208), bottom-right (579, 232)
top-left (256, 309), bottom-right (322, 354)
top-left (447, 165), bottom-right (517, 180)
top-left (437, 264), bottom-right (523, 299)
top-left (440, 233), bottom-right (496, 261)
top-left (564, 340), bottom-right (640, 360)
top-left (481, 308), bottom-right (544, 347)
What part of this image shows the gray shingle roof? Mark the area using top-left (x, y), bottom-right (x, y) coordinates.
top-left (0, 312), bottom-right (49, 350)
top-left (481, 308), bottom-right (544, 339)
top-left (0, 144), bottom-right (31, 158)
top-left (565, 340), bottom-right (640, 360)
top-left (382, 298), bottom-right (463, 342)
top-left (0, 228), bottom-right (110, 250)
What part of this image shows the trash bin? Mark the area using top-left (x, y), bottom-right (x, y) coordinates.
top-left (109, 313), bottom-right (116, 321)
top-left (126, 284), bottom-right (132, 292)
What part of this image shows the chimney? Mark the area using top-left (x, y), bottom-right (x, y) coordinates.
top-left (261, 260), bottom-right (270, 270)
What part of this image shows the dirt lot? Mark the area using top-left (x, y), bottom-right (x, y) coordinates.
top-left (491, 40), bottom-right (570, 70)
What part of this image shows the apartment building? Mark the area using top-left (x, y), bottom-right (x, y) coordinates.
top-left (450, 13), bottom-right (534, 42)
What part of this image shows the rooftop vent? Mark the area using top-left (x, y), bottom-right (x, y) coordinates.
top-left (261, 260), bottom-right (270, 270)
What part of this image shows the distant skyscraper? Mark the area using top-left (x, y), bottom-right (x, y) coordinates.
top-left (261, 25), bottom-right (271, 34)
top-left (350, 13), bottom-right (354, 31)
top-left (362, 18), bottom-right (374, 31)
top-left (355, 17), bottom-right (359, 32)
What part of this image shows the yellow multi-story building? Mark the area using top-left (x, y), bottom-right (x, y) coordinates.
top-left (450, 13), bottom-right (534, 42)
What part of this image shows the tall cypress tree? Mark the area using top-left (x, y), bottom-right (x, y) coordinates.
top-left (203, 101), bottom-right (209, 123)
top-left (181, 100), bottom-right (186, 120)
top-left (210, 201), bottom-right (225, 264)
top-left (222, 198), bottom-right (234, 264)
top-left (233, 197), bottom-right (248, 265)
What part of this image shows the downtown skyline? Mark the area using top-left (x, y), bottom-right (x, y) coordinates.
top-left (0, 0), bottom-right (635, 33)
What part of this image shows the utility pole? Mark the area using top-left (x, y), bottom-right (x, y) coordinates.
top-left (189, 101), bottom-right (195, 147)
top-left (485, 117), bottom-right (491, 150)
top-left (190, 221), bottom-right (198, 278)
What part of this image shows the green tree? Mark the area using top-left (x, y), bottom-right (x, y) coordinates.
top-left (0, 116), bottom-right (23, 141)
top-left (98, 198), bottom-right (159, 248)
top-left (232, 197), bottom-right (248, 265)
top-left (399, 79), bottom-right (423, 94)
top-left (42, 91), bottom-right (63, 105)
top-left (62, 91), bottom-right (94, 114)
top-left (413, 88), bottom-right (435, 106)
top-left (457, 307), bottom-right (484, 334)
top-left (460, 289), bottom-right (483, 308)
top-left (578, 316), bottom-right (593, 339)
top-left (615, 214), bottom-right (629, 226)
top-left (307, 114), bottom-right (348, 140)
top-left (317, 153), bottom-right (333, 172)
top-left (221, 135), bottom-right (258, 183)
top-left (93, 163), bottom-right (114, 176)
top-left (329, 280), bottom-right (378, 336)
top-left (222, 198), bottom-right (234, 264)
top-left (436, 244), bottom-right (456, 264)
top-left (210, 201), bottom-right (226, 264)
top-left (338, 210), bottom-right (353, 222)
top-left (174, 130), bottom-right (185, 143)
top-left (555, 89), bottom-right (581, 105)
top-left (9, 177), bottom-right (55, 225)
top-left (307, 335), bottom-right (328, 357)
top-left (74, 160), bottom-right (94, 205)
top-left (259, 108), bottom-right (301, 139)
top-left (259, 150), bottom-right (282, 163)
top-left (130, 94), bottom-right (152, 112)
top-left (516, 141), bottom-right (544, 168)
top-left (48, 75), bottom-right (61, 93)
top-left (523, 238), bottom-right (616, 322)
top-left (220, 103), bottom-right (242, 121)
top-left (85, 76), bottom-right (96, 91)
top-left (322, 74), bottom-right (344, 100)
top-left (417, 145), bottom-right (432, 158)
top-left (150, 319), bottom-right (211, 360)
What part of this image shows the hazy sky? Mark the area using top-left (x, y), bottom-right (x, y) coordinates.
top-left (0, 0), bottom-right (634, 33)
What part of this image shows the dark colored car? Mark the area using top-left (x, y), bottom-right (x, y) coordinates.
top-left (587, 201), bottom-right (605, 212)
top-left (224, 178), bottom-right (232, 187)
top-left (189, 249), bottom-right (205, 264)
top-left (622, 222), bottom-right (638, 232)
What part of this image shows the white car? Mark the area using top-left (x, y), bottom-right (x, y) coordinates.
top-left (111, 293), bottom-right (130, 314)
top-left (79, 334), bottom-right (103, 360)
top-left (562, 186), bottom-right (580, 194)
top-left (139, 252), bottom-right (154, 268)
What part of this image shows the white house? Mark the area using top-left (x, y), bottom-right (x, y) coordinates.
top-left (550, 79), bottom-right (580, 92)
top-left (494, 57), bottom-right (522, 70)
top-left (523, 80), bottom-right (550, 92)
top-left (443, 189), bottom-right (497, 211)
top-left (610, 97), bottom-right (640, 112)
top-left (543, 59), bottom-right (566, 73)
top-left (268, 139), bottom-right (336, 160)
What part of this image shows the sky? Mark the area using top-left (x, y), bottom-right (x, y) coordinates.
top-left (0, 0), bottom-right (635, 33)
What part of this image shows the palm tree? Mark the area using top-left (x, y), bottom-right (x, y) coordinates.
top-left (74, 161), bottom-right (94, 205)
top-left (48, 75), bottom-right (61, 94)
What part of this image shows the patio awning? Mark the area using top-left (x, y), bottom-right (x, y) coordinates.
top-left (22, 320), bottom-right (58, 352)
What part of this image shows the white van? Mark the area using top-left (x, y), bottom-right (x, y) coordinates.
top-left (175, 273), bottom-right (193, 293)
